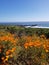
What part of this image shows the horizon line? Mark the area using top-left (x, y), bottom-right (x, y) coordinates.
top-left (0, 21), bottom-right (49, 23)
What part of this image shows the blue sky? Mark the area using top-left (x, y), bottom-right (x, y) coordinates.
top-left (0, 0), bottom-right (49, 22)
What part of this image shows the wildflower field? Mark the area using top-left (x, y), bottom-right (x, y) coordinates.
top-left (0, 25), bottom-right (49, 65)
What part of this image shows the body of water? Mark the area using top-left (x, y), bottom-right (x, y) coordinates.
top-left (0, 22), bottom-right (49, 28)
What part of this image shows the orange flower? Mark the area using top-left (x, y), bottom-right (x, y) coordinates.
top-left (6, 50), bottom-right (11, 55)
top-left (25, 46), bottom-right (28, 49)
top-left (1, 57), bottom-right (5, 61)
top-left (29, 42), bottom-right (34, 46)
top-left (43, 44), bottom-right (46, 49)
top-left (12, 47), bottom-right (16, 51)
top-left (10, 54), bottom-right (13, 57)
top-left (24, 43), bottom-right (29, 49)
top-left (46, 49), bottom-right (49, 52)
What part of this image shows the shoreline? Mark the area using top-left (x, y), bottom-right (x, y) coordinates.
top-left (25, 26), bottom-right (49, 28)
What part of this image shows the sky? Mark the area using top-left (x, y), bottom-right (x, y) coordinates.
top-left (0, 0), bottom-right (49, 22)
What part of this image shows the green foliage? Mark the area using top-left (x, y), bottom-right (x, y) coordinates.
top-left (0, 25), bottom-right (49, 65)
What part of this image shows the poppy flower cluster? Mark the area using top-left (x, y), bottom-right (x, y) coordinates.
top-left (24, 35), bottom-right (49, 52)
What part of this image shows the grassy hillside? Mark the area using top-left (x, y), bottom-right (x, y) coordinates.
top-left (0, 25), bottom-right (49, 65)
